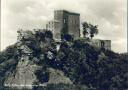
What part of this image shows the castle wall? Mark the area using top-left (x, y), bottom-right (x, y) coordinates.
top-left (54, 10), bottom-right (64, 40)
top-left (46, 21), bottom-right (54, 32)
top-left (68, 14), bottom-right (80, 39)
top-left (90, 39), bottom-right (111, 50)
top-left (103, 40), bottom-right (111, 50)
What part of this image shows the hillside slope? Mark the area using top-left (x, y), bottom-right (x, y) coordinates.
top-left (0, 30), bottom-right (128, 90)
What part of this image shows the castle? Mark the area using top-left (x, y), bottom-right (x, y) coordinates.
top-left (46, 10), bottom-right (111, 50)
top-left (46, 10), bottom-right (80, 40)
top-left (17, 10), bottom-right (111, 50)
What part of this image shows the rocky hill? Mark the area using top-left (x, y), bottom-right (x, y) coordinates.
top-left (0, 29), bottom-right (128, 90)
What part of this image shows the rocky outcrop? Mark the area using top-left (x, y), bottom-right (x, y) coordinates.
top-left (4, 57), bottom-right (72, 89)
top-left (47, 68), bottom-right (73, 85)
top-left (3, 29), bottom-right (60, 89)
top-left (3, 29), bottom-right (54, 89)
top-left (4, 55), bottom-right (41, 89)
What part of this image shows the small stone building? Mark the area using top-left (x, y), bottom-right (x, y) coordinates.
top-left (90, 39), bottom-right (111, 50)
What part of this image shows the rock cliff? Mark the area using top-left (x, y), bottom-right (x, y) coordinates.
top-left (2, 29), bottom-right (72, 89)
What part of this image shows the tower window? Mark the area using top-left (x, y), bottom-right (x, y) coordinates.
top-left (101, 41), bottom-right (105, 47)
top-left (64, 19), bottom-right (66, 23)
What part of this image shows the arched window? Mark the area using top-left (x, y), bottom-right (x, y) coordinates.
top-left (101, 41), bottom-right (105, 47)
top-left (64, 19), bottom-right (66, 23)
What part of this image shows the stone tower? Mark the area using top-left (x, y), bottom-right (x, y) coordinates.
top-left (46, 10), bottom-right (80, 40)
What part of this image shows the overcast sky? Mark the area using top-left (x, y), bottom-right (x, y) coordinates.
top-left (1, 0), bottom-right (127, 53)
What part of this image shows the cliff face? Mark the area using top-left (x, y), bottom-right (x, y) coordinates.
top-left (4, 56), bottom-right (73, 89)
top-left (4, 55), bottom-right (41, 89)
top-left (47, 68), bottom-right (73, 85)
top-left (1, 29), bottom-right (72, 89)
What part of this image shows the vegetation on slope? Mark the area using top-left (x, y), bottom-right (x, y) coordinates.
top-left (0, 30), bottom-right (128, 90)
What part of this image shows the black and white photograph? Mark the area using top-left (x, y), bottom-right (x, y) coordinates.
top-left (0, 0), bottom-right (127, 90)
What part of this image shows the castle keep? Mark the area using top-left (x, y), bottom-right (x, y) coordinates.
top-left (46, 10), bottom-right (80, 40)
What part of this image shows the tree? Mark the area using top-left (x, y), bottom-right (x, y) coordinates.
top-left (82, 22), bottom-right (98, 39)
top-left (89, 24), bottom-right (98, 39)
top-left (45, 30), bottom-right (53, 39)
top-left (62, 34), bottom-right (73, 42)
top-left (82, 22), bottom-right (89, 38)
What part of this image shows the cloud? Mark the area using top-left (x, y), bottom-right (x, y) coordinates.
top-left (1, 0), bottom-right (127, 53)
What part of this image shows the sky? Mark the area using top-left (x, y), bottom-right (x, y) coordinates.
top-left (1, 0), bottom-right (127, 53)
